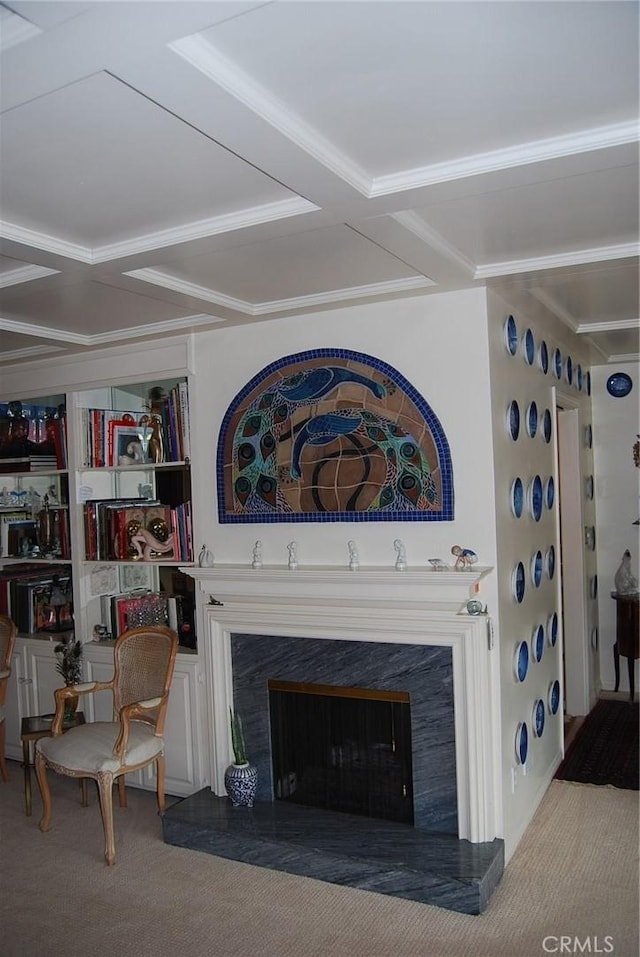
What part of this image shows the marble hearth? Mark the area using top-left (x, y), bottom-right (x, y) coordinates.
top-left (166, 564), bottom-right (503, 912)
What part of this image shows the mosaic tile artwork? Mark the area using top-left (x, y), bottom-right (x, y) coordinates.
top-left (217, 349), bottom-right (454, 523)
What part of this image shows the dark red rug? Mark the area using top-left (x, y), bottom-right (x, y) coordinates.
top-left (555, 698), bottom-right (639, 790)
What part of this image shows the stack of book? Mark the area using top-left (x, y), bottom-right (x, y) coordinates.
top-left (83, 498), bottom-right (192, 562)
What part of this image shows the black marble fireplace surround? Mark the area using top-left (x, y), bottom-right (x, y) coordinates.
top-left (163, 628), bottom-right (505, 913)
top-left (231, 632), bottom-right (457, 833)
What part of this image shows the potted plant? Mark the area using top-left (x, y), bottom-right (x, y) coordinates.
top-left (54, 635), bottom-right (83, 719)
top-left (224, 708), bottom-right (257, 807)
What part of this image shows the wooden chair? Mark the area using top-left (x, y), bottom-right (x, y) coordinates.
top-left (0, 615), bottom-right (18, 782)
top-left (35, 625), bottom-right (178, 864)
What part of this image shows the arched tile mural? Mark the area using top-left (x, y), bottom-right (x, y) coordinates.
top-left (217, 349), bottom-right (454, 523)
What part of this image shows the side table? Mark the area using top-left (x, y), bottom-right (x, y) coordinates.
top-left (611, 592), bottom-right (640, 702)
top-left (21, 712), bottom-right (87, 816)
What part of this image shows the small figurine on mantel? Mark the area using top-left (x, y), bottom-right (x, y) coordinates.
top-left (393, 539), bottom-right (407, 570)
top-left (347, 540), bottom-right (359, 571)
top-left (287, 541), bottom-right (298, 570)
top-left (451, 545), bottom-right (478, 570)
top-left (614, 549), bottom-right (638, 595)
top-left (198, 544), bottom-right (214, 568)
top-left (252, 540), bottom-right (263, 569)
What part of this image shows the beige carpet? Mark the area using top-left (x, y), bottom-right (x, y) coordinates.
top-left (1, 764), bottom-right (638, 957)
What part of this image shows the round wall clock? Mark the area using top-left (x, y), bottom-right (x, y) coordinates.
top-left (606, 372), bottom-right (633, 398)
top-left (504, 315), bottom-right (518, 356)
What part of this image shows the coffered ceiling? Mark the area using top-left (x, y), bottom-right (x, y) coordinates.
top-left (0, 1), bottom-right (638, 367)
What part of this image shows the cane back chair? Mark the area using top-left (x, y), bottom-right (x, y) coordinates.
top-left (0, 614), bottom-right (18, 781)
top-left (35, 625), bottom-right (178, 864)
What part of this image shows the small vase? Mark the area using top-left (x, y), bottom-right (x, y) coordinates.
top-left (224, 762), bottom-right (258, 807)
top-left (63, 692), bottom-right (78, 723)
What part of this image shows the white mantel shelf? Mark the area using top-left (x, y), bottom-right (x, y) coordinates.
top-left (183, 564), bottom-right (493, 607)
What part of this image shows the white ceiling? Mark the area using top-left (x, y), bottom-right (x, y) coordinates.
top-left (0, 0), bottom-right (638, 367)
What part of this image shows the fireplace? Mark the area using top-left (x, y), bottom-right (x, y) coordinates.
top-left (269, 679), bottom-right (414, 825)
top-left (167, 564), bottom-right (504, 913)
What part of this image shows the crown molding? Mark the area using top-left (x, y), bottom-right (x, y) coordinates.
top-left (0, 221), bottom-right (93, 263)
top-left (529, 287), bottom-right (579, 332)
top-left (0, 343), bottom-right (64, 364)
top-left (0, 313), bottom-right (224, 348)
top-left (126, 267), bottom-right (433, 317)
top-left (475, 242), bottom-right (640, 280)
top-left (606, 352), bottom-right (640, 363)
top-left (0, 264), bottom-right (60, 288)
top-left (576, 317), bottom-right (640, 334)
top-left (370, 122), bottom-right (639, 197)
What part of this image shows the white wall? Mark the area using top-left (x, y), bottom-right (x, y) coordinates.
top-left (486, 289), bottom-right (597, 860)
top-left (189, 289), bottom-right (500, 575)
top-left (592, 361), bottom-right (640, 695)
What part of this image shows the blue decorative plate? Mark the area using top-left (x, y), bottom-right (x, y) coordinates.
top-left (576, 364), bottom-right (583, 391)
top-left (504, 315), bottom-right (518, 356)
top-left (515, 722), bottom-right (529, 765)
top-left (533, 624), bottom-right (545, 662)
top-left (548, 679), bottom-right (561, 715)
top-left (515, 640), bottom-right (529, 682)
top-left (546, 544), bottom-right (556, 580)
top-left (507, 400), bottom-right (520, 441)
top-left (532, 699), bottom-right (545, 738)
top-left (541, 408), bottom-right (552, 444)
top-left (585, 371), bottom-right (591, 396)
top-left (591, 627), bottom-right (599, 651)
top-left (585, 526), bottom-right (596, 551)
top-left (545, 475), bottom-right (555, 510)
top-left (606, 372), bottom-right (633, 398)
top-left (511, 477), bottom-right (524, 518)
top-left (538, 340), bottom-right (549, 375)
top-left (547, 611), bottom-right (558, 647)
top-left (531, 550), bottom-right (544, 588)
top-left (584, 475), bottom-right (594, 500)
top-left (590, 575), bottom-right (598, 600)
top-left (529, 475), bottom-right (543, 522)
top-left (523, 328), bottom-right (535, 365)
top-left (565, 355), bottom-right (573, 385)
top-left (512, 561), bottom-right (526, 603)
top-left (584, 424), bottom-right (592, 448)
top-left (526, 401), bottom-right (538, 438)
top-left (553, 348), bottom-right (563, 380)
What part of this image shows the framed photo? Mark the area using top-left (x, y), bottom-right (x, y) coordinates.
top-left (112, 426), bottom-right (147, 467)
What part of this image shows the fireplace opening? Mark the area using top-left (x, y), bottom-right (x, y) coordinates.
top-left (268, 679), bottom-right (414, 825)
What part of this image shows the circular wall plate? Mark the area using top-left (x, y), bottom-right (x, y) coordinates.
top-left (504, 315), bottom-right (518, 356)
top-left (538, 340), bottom-right (549, 375)
top-left (585, 371), bottom-right (591, 396)
top-left (507, 400), bottom-right (520, 441)
top-left (606, 372), bottom-right (633, 398)
top-left (532, 623), bottom-right (545, 662)
top-left (544, 475), bottom-right (555, 510)
top-left (529, 475), bottom-right (543, 522)
top-left (541, 408), bottom-right (552, 444)
top-left (512, 561), bottom-right (526, 604)
top-left (589, 575), bottom-right (598, 600)
top-left (584, 424), bottom-right (592, 449)
top-left (553, 348), bottom-right (563, 380)
top-left (585, 526), bottom-right (596, 551)
top-left (591, 627), bottom-right (599, 652)
top-left (547, 611), bottom-right (558, 647)
top-left (548, 679), bottom-right (561, 715)
top-left (546, 545), bottom-right (556, 580)
top-left (584, 475), bottom-right (594, 501)
top-left (514, 640), bottom-right (529, 682)
top-left (565, 355), bottom-right (573, 385)
top-left (526, 401), bottom-right (538, 438)
top-left (510, 477), bottom-right (524, 518)
top-left (515, 722), bottom-right (529, 765)
top-left (532, 699), bottom-right (545, 738)
top-left (523, 328), bottom-right (535, 365)
top-left (531, 550), bottom-right (543, 588)
top-left (576, 364), bottom-right (583, 391)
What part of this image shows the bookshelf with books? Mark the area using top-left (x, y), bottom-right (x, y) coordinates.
top-left (74, 378), bottom-right (196, 650)
top-left (0, 395), bottom-right (73, 636)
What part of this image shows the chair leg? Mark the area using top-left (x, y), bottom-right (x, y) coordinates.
top-left (96, 770), bottom-right (116, 866)
top-left (0, 720), bottom-right (8, 782)
top-left (35, 751), bottom-right (52, 833)
top-left (156, 753), bottom-right (166, 814)
top-left (117, 775), bottom-right (127, 808)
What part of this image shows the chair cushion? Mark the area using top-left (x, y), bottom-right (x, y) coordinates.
top-left (36, 721), bottom-right (164, 773)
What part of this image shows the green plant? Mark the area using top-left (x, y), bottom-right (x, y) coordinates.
top-left (229, 708), bottom-right (248, 765)
top-left (54, 635), bottom-right (83, 686)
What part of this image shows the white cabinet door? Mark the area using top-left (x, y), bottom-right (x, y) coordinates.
top-left (27, 642), bottom-right (64, 716)
top-left (4, 648), bottom-right (29, 761)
